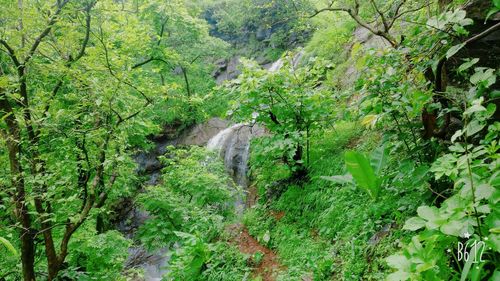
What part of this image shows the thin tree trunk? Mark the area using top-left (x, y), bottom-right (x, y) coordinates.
top-left (0, 96), bottom-right (36, 281)
top-left (181, 66), bottom-right (191, 97)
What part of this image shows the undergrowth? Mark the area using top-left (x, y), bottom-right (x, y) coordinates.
top-left (244, 121), bottom-right (429, 280)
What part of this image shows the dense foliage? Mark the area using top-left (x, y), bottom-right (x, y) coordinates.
top-left (0, 0), bottom-right (226, 279)
top-left (1, 0), bottom-right (499, 280)
top-left (222, 55), bottom-right (334, 176)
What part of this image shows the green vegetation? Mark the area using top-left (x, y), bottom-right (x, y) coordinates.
top-left (222, 55), bottom-right (334, 176)
top-left (204, 0), bottom-right (312, 61)
top-left (1, 0), bottom-right (499, 280)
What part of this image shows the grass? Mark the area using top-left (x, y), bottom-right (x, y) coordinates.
top-left (243, 121), bottom-right (428, 280)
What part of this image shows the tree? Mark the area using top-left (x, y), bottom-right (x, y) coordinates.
top-left (0, 0), bottom-right (216, 279)
top-left (311, 0), bottom-right (500, 143)
top-left (310, 0), bottom-right (431, 48)
top-left (223, 54), bottom-right (334, 177)
top-left (131, 0), bottom-right (229, 123)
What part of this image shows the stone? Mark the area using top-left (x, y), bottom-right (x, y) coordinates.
top-left (176, 118), bottom-right (229, 146)
top-left (215, 56), bottom-right (242, 84)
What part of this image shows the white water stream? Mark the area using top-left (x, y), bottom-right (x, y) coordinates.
top-left (207, 123), bottom-right (264, 214)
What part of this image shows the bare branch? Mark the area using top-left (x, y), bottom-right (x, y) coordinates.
top-left (370, 0), bottom-right (389, 31)
top-left (72, 1), bottom-right (95, 62)
top-left (390, 1), bottom-right (431, 27)
top-left (463, 21), bottom-right (500, 45)
top-left (309, 6), bottom-right (350, 18)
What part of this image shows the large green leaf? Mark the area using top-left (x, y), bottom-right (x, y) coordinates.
top-left (344, 150), bottom-right (380, 199)
top-left (0, 236), bottom-right (18, 256)
top-left (370, 144), bottom-right (388, 175)
top-left (403, 217), bottom-right (426, 231)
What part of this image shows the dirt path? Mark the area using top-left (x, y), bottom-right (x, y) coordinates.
top-left (227, 224), bottom-right (284, 281)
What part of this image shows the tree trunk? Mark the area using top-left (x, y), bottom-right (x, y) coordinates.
top-left (292, 144), bottom-right (307, 179)
top-left (0, 97), bottom-right (36, 281)
top-left (181, 66), bottom-right (191, 97)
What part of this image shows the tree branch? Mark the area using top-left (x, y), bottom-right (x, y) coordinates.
top-left (0, 40), bottom-right (21, 67)
top-left (370, 0), bottom-right (389, 32)
top-left (25, 0), bottom-right (71, 64)
top-left (72, 1), bottom-right (95, 62)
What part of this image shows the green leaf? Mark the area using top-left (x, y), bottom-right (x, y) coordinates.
top-left (470, 68), bottom-right (496, 87)
top-left (387, 271), bottom-right (410, 281)
top-left (489, 271), bottom-right (500, 281)
top-left (321, 174), bottom-right (353, 185)
top-left (416, 262), bottom-right (435, 273)
top-left (344, 150), bottom-right (380, 199)
top-left (386, 254), bottom-right (411, 270)
top-left (440, 219), bottom-right (469, 236)
top-left (370, 144), bottom-right (389, 175)
top-left (451, 129), bottom-right (463, 143)
top-left (465, 120), bottom-right (485, 136)
top-left (417, 206), bottom-right (446, 229)
top-left (0, 236), bottom-right (18, 256)
top-left (490, 171), bottom-right (500, 187)
top-left (417, 206), bottom-right (440, 221)
top-left (403, 217), bottom-right (426, 231)
top-left (475, 183), bottom-right (494, 200)
top-left (0, 76), bottom-right (8, 88)
top-left (464, 103), bottom-right (486, 116)
top-left (446, 43), bottom-right (465, 59)
top-left (458, 58), bottom-right (479, 73)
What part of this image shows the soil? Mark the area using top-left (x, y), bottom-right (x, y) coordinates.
top-left (270, 210), bottom-right (285, 221)
top-left (346, 136), bottom-right (362, 148)
top-left (231, 154), bottom-right (284, 280)
top-left (227, 224), bottom-right (285, 281)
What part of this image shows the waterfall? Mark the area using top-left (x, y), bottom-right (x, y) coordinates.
top-left (268, 59), bottom-right (284, 72)
top-left (267, 49), bottom-right (304, 72)
top-left (206, 124), bottom-right (240, 152)
top-left (207, 124), bottom-right (263, 214)
top-left (208, 124), bottom-right (251, 187)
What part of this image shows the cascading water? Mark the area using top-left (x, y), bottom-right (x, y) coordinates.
top-left (267, 49), bottom-right (304, 72)
top-left (122, 119), bottom-right (228, 281)
top-left (207, 124), bottom-right (263, 214)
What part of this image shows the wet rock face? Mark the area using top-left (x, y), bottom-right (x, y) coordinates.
top-left (353, 26), bottom-right (391, 50)
top-left (125, 247), bottom-right (170, 281)
top-left (208, 124), bottom-right (265, 188)
top-left (115, 201), bottom-right (150, 239)
top-left (134, 118), bottom-right (229, 180)
top-left (176, 118), bottom-right (229, 146)
top-left (213, 56), bottom-right (242, 85)
top-left (207, 124), bottom-right (265, 214)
